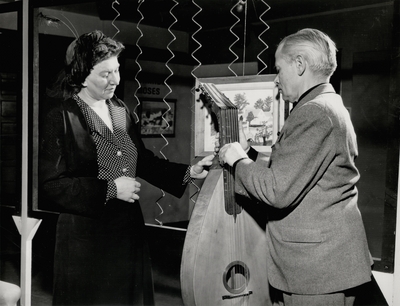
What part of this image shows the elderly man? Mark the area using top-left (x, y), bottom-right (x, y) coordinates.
top-left (218, 28), bottom-right (372, 305)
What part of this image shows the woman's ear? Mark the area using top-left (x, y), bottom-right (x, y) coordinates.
top-left (295, 55), bottom-right (306, 76)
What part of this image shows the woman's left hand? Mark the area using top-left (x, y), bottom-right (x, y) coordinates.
top-left (190, 154), bottom-right (215, 179)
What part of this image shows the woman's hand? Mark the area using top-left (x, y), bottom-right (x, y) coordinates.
top-left (114, 176), bottom-right (141, 203)
top-left (190, 154), bottom-right (215, 179)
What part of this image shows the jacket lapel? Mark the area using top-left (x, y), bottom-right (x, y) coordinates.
top-left (86, 101), bottom-right (121, 147)
top-left (109, 101), bottom-right (127, 135)
top-left (91, 116), bottom-right (117, 145)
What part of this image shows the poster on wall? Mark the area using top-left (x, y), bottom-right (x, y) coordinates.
top-left (140, 99), bottom-right (176, 137)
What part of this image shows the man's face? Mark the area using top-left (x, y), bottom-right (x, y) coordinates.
top-left (274, 51), bottom-right (300, 103)
top-left (83, 56), bottom-right (120, 101)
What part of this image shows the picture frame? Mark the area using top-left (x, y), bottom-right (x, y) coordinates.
top-left (194, 75), bottom-right (284, 156)
top-left (140, 98), bottom-right (176, 137)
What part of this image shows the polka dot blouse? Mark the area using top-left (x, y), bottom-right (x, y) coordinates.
top-left (73, 94), bottom-right (192, 203)
top-left (74, 94), bottom-right (138, 201)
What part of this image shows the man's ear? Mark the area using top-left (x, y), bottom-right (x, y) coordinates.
top-left (295, 55), bottom-right (306, 76)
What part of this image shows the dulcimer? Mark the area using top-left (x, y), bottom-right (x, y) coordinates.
top-left (180, 82), bottom-right (271, 306)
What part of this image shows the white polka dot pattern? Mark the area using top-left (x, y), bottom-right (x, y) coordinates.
top-left (73, 95), bottom-right (138, 200)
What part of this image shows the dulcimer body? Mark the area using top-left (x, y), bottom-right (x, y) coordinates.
top-left (181, 83), bottom-right (271, 306)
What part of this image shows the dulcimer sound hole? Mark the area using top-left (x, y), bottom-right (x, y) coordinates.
top-left (223, 260), bottom-right (250, 294)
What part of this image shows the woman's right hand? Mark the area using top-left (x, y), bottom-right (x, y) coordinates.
top-left (114, 176), bottom-right (141, 203)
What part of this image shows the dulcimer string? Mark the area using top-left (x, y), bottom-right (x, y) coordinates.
top-left (222, 106), bottom-right (247, 290)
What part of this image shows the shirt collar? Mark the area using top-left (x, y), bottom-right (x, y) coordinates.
top-left (292, 82), bottom-right (327, 110)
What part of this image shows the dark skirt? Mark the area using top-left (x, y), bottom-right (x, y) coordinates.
top-left (52, 199), bottom-right (155, 306)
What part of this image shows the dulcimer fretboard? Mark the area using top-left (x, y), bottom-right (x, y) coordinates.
top-left (197, 82), bottom-right (242, 218)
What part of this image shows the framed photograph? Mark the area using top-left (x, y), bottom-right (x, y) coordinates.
top-left (140, 99), bottom-right (176, 137)
top-left (194, 75), bottom-right (284, 156)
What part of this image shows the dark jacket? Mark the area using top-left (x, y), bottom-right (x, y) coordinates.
top-left (39, 96), bottom-right (189, 305)
top-left (39, 96), bottom-right (188, 217)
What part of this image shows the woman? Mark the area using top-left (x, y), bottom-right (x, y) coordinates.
top-left (39, 30), bottom-right (213, 306)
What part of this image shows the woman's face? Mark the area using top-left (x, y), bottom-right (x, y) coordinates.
top-left (82, 56), bottom-right (120, 101)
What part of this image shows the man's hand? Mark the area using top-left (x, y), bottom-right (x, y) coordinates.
top-left (218, 142), bottom-right (248, 167)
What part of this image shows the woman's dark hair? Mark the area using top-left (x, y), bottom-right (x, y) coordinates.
top-left (48, 30), bottom-right (125, 99)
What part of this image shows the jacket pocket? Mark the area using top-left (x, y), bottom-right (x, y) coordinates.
top-left (281, 227), bottom-right (322, 243)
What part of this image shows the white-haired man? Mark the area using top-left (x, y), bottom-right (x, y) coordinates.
top-left (218, 28), bottom-right (372, 305)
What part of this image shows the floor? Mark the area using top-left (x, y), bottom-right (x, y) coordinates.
top-left (0, 211), bottom-right (389, 306)
top-left (1, 212), bottom-right (186, 306)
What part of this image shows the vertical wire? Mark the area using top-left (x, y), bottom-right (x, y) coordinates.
top-left (189, 0), bottom-right (203, 205)
top-left (154, 0), bottom-right (179, 225)
top-left (242, 0), bottom-right (248, 76)
top-left (190, 0), bottom-right (203, 84)
top-left (159, 0), bottom-right (178, 160)
top-left (154, 189), bottom-right (166, 226)
top-left (228, 3), bottom-right (241, 76)
top-left (130, 0), bottom-right (165, 225)
top-left (256, 0), bottom-right (271, 75)
top-left (132, 0), bottom-right (145, 124)
top-left (111, 0), bottom-right (121, 39)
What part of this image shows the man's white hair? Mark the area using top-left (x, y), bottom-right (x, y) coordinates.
top-left (277, 28), bottom-right (338, 78)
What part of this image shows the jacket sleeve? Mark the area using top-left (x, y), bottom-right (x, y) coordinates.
top-left (133, 124), bottom-right (189, 198)
top-left (39, 106), bottom-right (107, 217)
top-left (120, 102), bottom-right (189, 198)
top-left (234, 103), bottom-right (335, 209)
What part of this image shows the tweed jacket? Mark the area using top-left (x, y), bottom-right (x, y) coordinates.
top-left (235, 84), bottom-right (372, 294)
top-left (39, 96), bottom-right (188, 217)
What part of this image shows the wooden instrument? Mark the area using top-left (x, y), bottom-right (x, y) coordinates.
top-left (181, 82), bottom-right (271, 306)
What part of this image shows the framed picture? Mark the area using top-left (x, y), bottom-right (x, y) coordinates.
top-left (194, 75), bottom-right (284, 156)
top-left (140, 99), bottom-right (176, 137)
